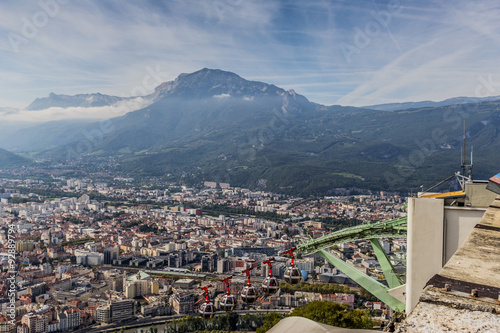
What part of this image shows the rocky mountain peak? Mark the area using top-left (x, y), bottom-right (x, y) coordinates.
top-left (152, 68), bottom-right (288, 100)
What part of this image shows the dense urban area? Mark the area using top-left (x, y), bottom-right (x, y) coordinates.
top-left (0, 167), bottom-right (407, 332)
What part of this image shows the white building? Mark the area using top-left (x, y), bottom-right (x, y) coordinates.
top-left (64, 308), bottom-right (80, 330)
top-left (405, 182), bottom-right (497, 312)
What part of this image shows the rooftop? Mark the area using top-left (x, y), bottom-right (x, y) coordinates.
top-left (398, 195), bottom-right (500, 332)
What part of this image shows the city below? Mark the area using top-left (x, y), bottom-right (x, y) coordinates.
top-left (0, 169), bottom-right (407, 332)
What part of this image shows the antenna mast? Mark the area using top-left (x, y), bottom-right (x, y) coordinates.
top-left (459, 121), bottom-right (474, 185)
top-left (470, 146), bottom-right (474, 181)
top-left (461, 121), bottom-right (466, 179)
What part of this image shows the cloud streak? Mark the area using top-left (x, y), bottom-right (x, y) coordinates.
top-left (0, 98), bottom-right (150, 122)
top-left (0, 0), bottom-right (500, 110)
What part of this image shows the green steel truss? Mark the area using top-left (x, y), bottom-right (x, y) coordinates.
top-left (298, 216), bottom-right (407, 253)
top-left (297, 216), bottom-right (407, 312)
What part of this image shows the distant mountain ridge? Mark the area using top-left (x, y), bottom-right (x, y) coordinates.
top-left (0, 107), bottom-right (18, 114)
top-left (0, 148), bottom-right (29, 168)
top-left (364, 95), bottom-right (500, 111)
top-left (59, 68), bottom-right (315, 153)
top-left (25, 92), bottom-right (137, 110)
top-left (4, 68), bottom-right (500, 195)
top-left (24, 68), bottom-right (296, 111)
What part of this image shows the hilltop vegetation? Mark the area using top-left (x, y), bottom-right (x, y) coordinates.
top-left (0, 147), bottom-right (30, 168)
top-left (257, 301), bottom-right (373, 332)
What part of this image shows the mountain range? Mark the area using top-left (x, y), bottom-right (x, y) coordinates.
top-left (364, 95), bottom-right (500, 111)
top-left (1, 68), bottom-right (499, 195)
top-left (25, 92), bottom-right (133, 111)
top-left (0, 147), bottom-right (29, 169)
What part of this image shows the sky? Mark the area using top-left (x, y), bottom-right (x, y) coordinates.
top-left (1, 0), bottom-right (500, 113)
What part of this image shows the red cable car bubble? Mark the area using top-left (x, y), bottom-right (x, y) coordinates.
top-left (199, 284), bottom-right (215, 319)
top-left (241, 265), bottom-right (258, 304)
top-left (282, 247), bottom-right (302, 285)
top-left (262, 257), bottom-right (279, 294)
top-left (219, 276), bottom-right (236, 312)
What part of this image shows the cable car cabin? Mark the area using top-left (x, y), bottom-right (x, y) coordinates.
top-left (218, 276), bottom-right (236, 312)
top-left (241, 285), bottom-right (257, 304)
top-left (282, 247), bottom-right (302, 285)
top-left (241, 266), bottom-right (258, 304)
top-left (199, 301), bottom-right (215, 319)
top-left (262, 257), bottom-right (279, 293)
top-left (284, 266), bottom-right (302, 284)
top-left (220, 293), bottom-right (237, 312)
top-left (262, 275), bottom-right (279, 293)
top-left (199, 284), bottom-right (215, 319)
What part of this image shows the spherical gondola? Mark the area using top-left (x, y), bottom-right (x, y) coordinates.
top-left (262, 257), bottom-right (280, 294)
top-left (219, 276), bottom-right (237, 312)
top-left (241, 266), bottom-right (258, 304)
top-left (220, 293), bottom-right (237, 312)
top-left (199, 301), bottom-right (215, 319)
top-left (262, 275), bottom-right (279, 293)
top-left (282, 247), bottom-right (302, 285)
top-left (284, 266), bottom-right (302, 284)
top-left (199, 285), bottom-right (215, 319)
top-left (241, 284), bottom-right (257, 304)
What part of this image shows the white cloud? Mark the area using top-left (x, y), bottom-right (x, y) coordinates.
top-left (1, 0), bottom-right (500, 109)
top-left (0, 0), bottom-right (284, 108)
top-left (336, 0), bottom-right (500, 106)
top-left (0, 98), bottom-right (150, 122)
top-left (213, 93), bottom-right (231, 99)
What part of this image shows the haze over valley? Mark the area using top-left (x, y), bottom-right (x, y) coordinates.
top-left (1, 68), bottom-right (499, 195)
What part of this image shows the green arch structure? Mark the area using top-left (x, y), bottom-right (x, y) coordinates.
top-left (297, 216), bottom-right (407, 312)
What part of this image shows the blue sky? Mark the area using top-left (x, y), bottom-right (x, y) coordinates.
top-left (1, 0), bottom-right (500, 110)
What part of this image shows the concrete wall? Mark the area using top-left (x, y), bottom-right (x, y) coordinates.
top-left (443, 207), bottom-right (486, 263)
top-left (406, 199), bottom-right (487, 313)
top-left (406, 197), bottom-right (444, 312)
top-left (465, 183), bottom-right (498, 207)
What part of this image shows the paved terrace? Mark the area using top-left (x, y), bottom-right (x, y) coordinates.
top-left (398, 195), bottom-right (500, 332)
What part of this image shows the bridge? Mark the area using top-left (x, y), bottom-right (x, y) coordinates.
top-left (297, 216), bottom-right (408, 312)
